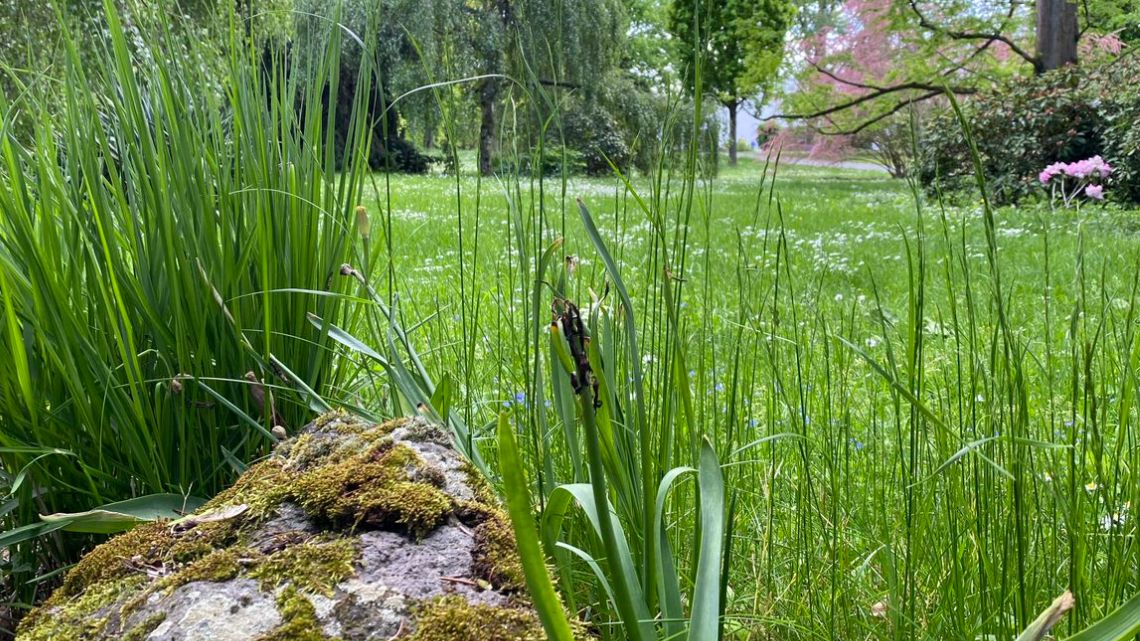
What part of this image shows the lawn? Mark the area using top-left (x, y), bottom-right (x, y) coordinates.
top-left (358, 155), bottom-right (1140, 640)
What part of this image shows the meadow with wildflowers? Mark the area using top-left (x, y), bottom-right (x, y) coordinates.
top-left (350, 152), bottom-right (1140, 640)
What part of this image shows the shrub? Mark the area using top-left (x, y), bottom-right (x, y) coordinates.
top-left (597, 78), bottom-right (668, 174)
top-left (560, 98), bottom-right (635, 176)
top-left (918, 55), bottom-right (1140, 205)
top-left (1093, 61), bottom-right (1140, 203)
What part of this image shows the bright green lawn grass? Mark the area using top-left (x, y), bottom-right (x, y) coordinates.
top-left (353, 155), bottom-right (1139, 640)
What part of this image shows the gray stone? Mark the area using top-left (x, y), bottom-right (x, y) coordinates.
top-left (17, 413), bottom-right (573, 641)
top-left (144, 579), bottom-right (280, 641)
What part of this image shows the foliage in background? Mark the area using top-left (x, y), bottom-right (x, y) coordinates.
top-left (668, 0), bottom-right (793, 165)
top-left (917, 54), bottom-right (1140, 204)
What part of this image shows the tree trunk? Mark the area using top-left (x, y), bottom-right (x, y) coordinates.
top-left (478, 78), bottom-right (497, 176)
top-left (1036, 0), bottom-right (1078, 71)
top-left (727, 100), bottom-right (739, 166)
top-left (423, 127), bottom-right (434, 150)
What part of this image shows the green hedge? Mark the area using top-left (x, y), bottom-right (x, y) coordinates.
top-left (917, 56), bottom-right (1140, 205)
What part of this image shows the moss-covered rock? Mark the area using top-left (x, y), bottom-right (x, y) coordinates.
top-left (17, 413), bottom-right (587, 641)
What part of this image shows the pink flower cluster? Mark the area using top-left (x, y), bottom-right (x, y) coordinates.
top-left (1039, 155), bottom-right (1113, 201)
top-left (1039, 156), bottom-right (1113, 184)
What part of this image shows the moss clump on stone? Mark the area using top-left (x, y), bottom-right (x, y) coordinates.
top-left (18, 575), bottom-right (148, 641)
top-left (159, 547), bottom-right (249, 592)
top-left (291, 441), bottom-right (452, 538)
top-left (53, 522), bottom-right (173, 600)
top-left (399, 418), bottom-right (452, 446)
top-left (410, 596), bottom-right (545, 641)
top-left (254, 586), bottom-right (338, 641)
top-left (18, 412), bottom-right (562, 641)
top-left (198, 459), bottom-right (292, 518)
top-left (250, 537), bottom-right (357, 596)
top-left (281, 414), bottom-right (405, 472)
top-left (121, 613), bottom-right (166, 641)
top-left (464, 505), bottom-right (526, 592)
top-left (460, 460), bottom-right (499, 506)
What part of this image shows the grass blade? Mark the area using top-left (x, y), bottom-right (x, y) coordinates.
top-left (496, 413), bottom-right (576, 641)
top-left (690, 438), bottom-right (725, 641)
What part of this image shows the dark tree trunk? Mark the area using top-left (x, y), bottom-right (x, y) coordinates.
top-left (478, 78), bottom-right (497, 176)
top-left (1036, 0), bottom-right (1078, 71)
top-left (727, 100), bottom-right (739, 166)
top-left (424, 127), bottom-right (434, 150)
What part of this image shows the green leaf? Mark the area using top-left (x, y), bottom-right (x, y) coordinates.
top-left (654, 466), bottom-right (695, 641)
top-left (1065, 591), bottom-right (1140, 641)
top-left (541, 483), bottom-right (655, 641)
top-left (496, 413), bottom-right (576, 641)
top-left (0, 521), bottom-right (70, 551)
top-left (430, 373), bottom-right (453, 425)
top-left (307, 312), bottom-right (389, 366)
top-left (690, 438), bottom-right (726, 641)
top-left (919, 435), bottom-right (1013, 485)
top-left (39, 494), bottom-right (205, 534)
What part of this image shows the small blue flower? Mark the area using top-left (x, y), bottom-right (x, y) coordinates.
top-left (850, 437), bottom-right (865, 451)
top-left (715, 382), bottom-right (725, 393)
top-left (501, 401), bottom-right (511, 409)
top-left (749, 418), bottom-right (759, 428)
top-left (514, 392), bottom-right (526, 405)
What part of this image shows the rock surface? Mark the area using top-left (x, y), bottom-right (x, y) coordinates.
top-left (18, 412), bottom-right (579, 641)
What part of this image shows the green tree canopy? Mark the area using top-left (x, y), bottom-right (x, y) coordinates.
top-left (668, 0), bottom-right (793, 164)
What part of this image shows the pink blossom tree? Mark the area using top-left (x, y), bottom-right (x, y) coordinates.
top-left (768, 0), bottom-right (1098, 171)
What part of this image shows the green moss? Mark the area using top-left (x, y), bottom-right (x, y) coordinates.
top-left (312, 408), bottom-right (351, 429)
top-left (400, 418), bottom-right (451, 446)
top-left (18, 575), bottom-right (148, 641)
top-left (253, 586), bottom-right (339, 641)
top-left (121, 613), bottom-right (166, 641)
top-left (53, 522), bottom-right (173, 600)
top-left (281, 415), bottom-right (407, 472)
top-left (158, 547), bottom-right (250, 592)
top-left (198, 459), bottom-right (292, 518)
top-left (250, 537), bottom-right (357, 596)
top-left (410, 596), bottom-right (545, 641)
top-left (460, 460), bottom-right (499, 507)
top-left (291, 442), bottom-right (453, 538)
top-left (468, 507), bottom-right (526, 592)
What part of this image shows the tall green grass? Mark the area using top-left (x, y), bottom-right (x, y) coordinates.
top-left (356, 115), bottom-right (1140, 641)
top-left (0, 3), bottom-right (1138, 641)
top-left (0, 1), bottom-right (371, 602)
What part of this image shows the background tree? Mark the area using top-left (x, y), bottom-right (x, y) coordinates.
top-left (464, 0), bottom-right (627, 175)
top-left (773, 0), bottom-right (1093, 133)
top-left (777, 0), bottom-right (1015, 175)
top-left (668, 0), bottom-right (793, 165)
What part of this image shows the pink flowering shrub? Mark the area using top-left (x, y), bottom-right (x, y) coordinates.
top-left (919, 54), bottom-right (1140, 205)
top-left (1040, 155), bottom-right (1112, 206)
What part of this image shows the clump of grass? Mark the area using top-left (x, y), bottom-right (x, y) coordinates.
top-left (0, 0), bottom-right (372, 600)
